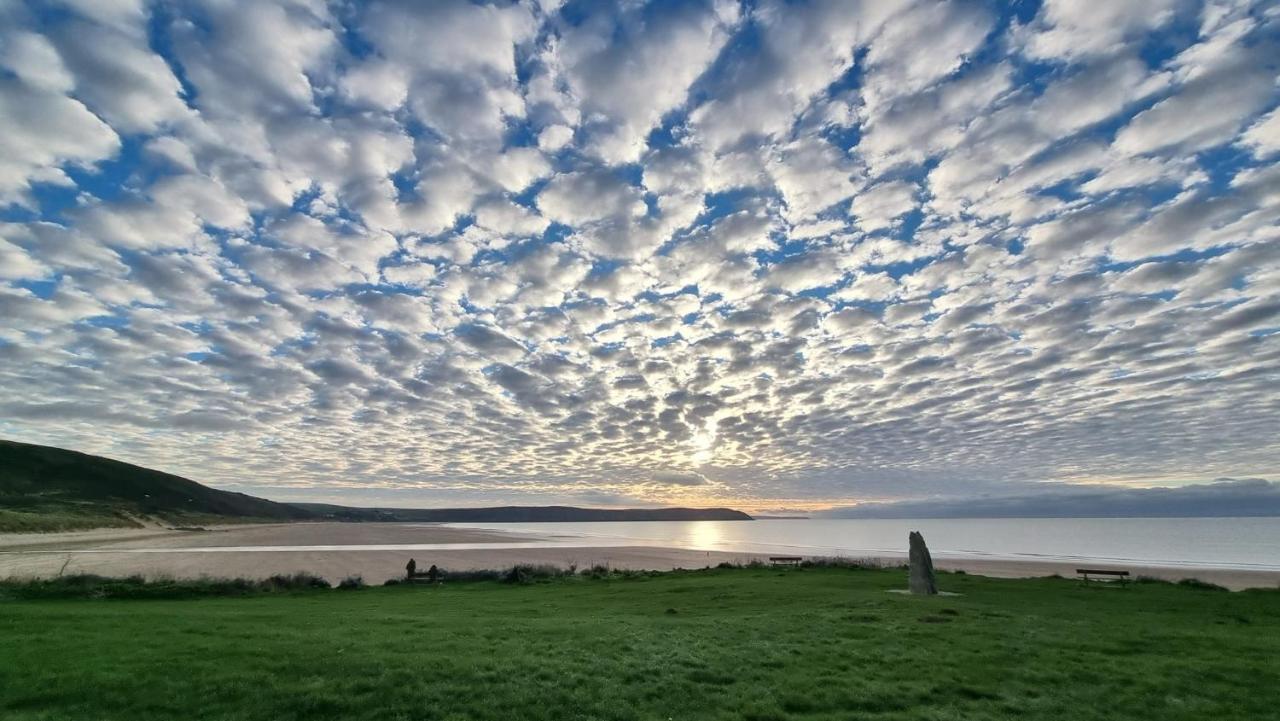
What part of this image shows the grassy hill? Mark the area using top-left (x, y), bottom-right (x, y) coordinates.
top-left (0, 439), bottom-right (312, 532)
top-left (0, 439), bottom-right (753, 532)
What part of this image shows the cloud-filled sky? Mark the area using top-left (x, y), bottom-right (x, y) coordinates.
top-left (1, 0), bottom-right (1278, 512)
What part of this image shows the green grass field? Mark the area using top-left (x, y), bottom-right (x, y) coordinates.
top-left (1, 567), bottom-right (1277, 720)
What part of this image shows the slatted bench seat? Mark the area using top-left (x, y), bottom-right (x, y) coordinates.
top-left (1077, 568), bottom-right (1129, 583)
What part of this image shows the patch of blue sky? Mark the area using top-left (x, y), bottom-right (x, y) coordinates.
top-left (751, 242), bottom-right (800, 268)
top-left (502, 115), bottom-right (542, 150)
top-left (873, 254), bottom-right (940, 282)
top-left (12, 278), bottom-right (58, 299)
top-left (81, 314), bottom-right (130, 330)
top-left (287, 184), bottom-right (329, 214)
top-left (511, 177), bottom-right (552, 209)
top-left (832, 298), bottom-right (892, 315)
top-left (697, 187), bottom-right (768, 225)
top-left (1096, 245), bottom-right (1234, 275)
top-left (146, 6), bottom-right (197, 103)
top-left (651, 333), bottom-right (683, 349)
top-left (2, 136), bottom-right (150, 224)
top-left (1197, 144), bottom-right (1266, 193)
top-left (894, 208), bottom-right (927, 242)
top-left (333, 2), bottom-right (377, 61)
top-left (795, 281), bottom-right (849, 302)
top-left (177, 319), bottom-right (215, 335)
top-left (1034, 177), bottom-right (1086, 204)
top-left (680, 5), bottom-right (764, 110)
top-left (645, 108), bottom-right (688, 151)
top-left (1138, 12), bottom-right (1203, 69)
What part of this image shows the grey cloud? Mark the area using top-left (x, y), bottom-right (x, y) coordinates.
top-left (455, 323), bottom-right (528, 359)
top-left (651, 470), bottom-right (710, 486)
top-left (1210, 300), bottom-right (1280, 335)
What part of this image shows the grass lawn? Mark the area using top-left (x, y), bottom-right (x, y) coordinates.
top-left (1, 567), bottom-right (1277, 720)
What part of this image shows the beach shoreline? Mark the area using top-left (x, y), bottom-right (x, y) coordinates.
top-left (1, 521), bottom-right (1276, 591)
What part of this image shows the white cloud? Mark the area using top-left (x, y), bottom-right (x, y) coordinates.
top-left (689, 0), bottom-right (901, 150)
top-left (0, 30), bottom-right (74, 93)
top-left (770, 137), bottom-right (860, 224)
top-left (850, 181), bottom-right (917, 232)
top-left (0, 78), bottom-right (120, 202)
top-left (359, 0), bottom-right (536, 146)
top-left (0, 237), bottom-right (51, 280)
top-left (537, 124), bottom-right (575, 152)
top-left (474, 198), bottom-right (550, 238)
top-left (340, 61), bottom-right (409, 110)
top-left (1019, 0), bottom-right (1187, 61)
top-left (861, 1), bottom-right (994, 112)
top-left (537, 169), bottom-right (647, 226)
top-left (47, 19), bottom-right (190, 133)
top-left (1113, 69), bottom-right (1275, 156)
top-left (1237, 107), bottom-right (1280, 159)
top-left (559, 0), bottom-right (739, 163)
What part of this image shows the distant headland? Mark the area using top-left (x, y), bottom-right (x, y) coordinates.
top-left (0, 439), bottom-right (751, 532)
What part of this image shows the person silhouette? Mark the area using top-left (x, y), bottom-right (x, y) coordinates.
top-left (405, 558), bottom-right (417, 579)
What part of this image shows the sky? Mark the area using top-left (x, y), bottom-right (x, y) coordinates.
top-left (0, 0), bottom-right (1278, 514)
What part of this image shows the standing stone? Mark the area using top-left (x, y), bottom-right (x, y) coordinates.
top-left (908, 531), bottom-right (938, 595)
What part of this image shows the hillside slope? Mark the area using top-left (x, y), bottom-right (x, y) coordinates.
top-left (1, 439), bottom-right (754, 532)
top-left (0, 439), bottom-right (311, 531)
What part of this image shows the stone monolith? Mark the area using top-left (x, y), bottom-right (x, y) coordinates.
top-left (908, 531), bottom-right (937, 595)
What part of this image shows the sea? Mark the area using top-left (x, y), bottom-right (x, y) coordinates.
top-left (444, 517), bottom-right (1280, 571)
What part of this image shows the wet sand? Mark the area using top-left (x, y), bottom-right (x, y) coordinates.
top-left (1, 522), bottom-right (1276, 590)
top-left (0, 522), bottom-right (754, 584)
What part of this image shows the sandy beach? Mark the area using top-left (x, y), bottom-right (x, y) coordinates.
top-left (2, 522), bottom-right (1277, 591)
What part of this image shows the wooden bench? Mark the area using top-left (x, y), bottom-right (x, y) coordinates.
top-left (1077, 568), bottom-right (1129, 583)
top-left (405, 560), bottom-right (443, 584)
top-left (769, 556), bottom-right (803, 567)
top-left (408, 569), bottom-right (446, 583)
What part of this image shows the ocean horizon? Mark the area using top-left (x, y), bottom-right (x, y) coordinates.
top-left (443, 517), bottom-right (1280, 572)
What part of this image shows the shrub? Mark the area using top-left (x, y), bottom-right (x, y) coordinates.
top-left (445, 569), bottom-right (503, 583)
top-left (798, 557), bottom-right (883, 570)
top-left (261, 573), bottom-right (330, 591)
top-left (583, 564), bottom-right (612, 579)
top-left (1177, 578), bottom-right (1228, 592)
top-left (336, 576), bottom-right (366, 590)
top-left (502, 564), bottom-right (566, 585)
top-left (0, 573), bottom-right (334, 600)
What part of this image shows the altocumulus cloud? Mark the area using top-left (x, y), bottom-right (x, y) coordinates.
top-left (0, 0), bottom-right (1278, 510)
top-left (651, 471), bottom-right (712, 487)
